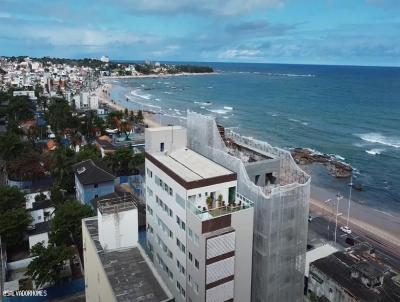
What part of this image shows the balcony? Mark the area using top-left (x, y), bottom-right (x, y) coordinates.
top-left (188, 193), bottom-right (253, 221)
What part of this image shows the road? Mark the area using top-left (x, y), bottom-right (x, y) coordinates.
top-left (308, 213), bottom-right (400, 271)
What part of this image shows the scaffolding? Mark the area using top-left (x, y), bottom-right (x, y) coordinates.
top-left (186, 111), bottom-right (310, 302)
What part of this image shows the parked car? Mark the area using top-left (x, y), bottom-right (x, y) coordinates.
top-left (340, 226), bottom-right (352, 234)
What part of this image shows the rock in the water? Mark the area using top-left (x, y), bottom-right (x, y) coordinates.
top-left (292, 148), bottom-right (353, 178)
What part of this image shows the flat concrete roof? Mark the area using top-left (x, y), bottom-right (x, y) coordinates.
top-left (83, 218), bottom-right (172, 302)
top-left (152, 148), bottom-right (234, 182)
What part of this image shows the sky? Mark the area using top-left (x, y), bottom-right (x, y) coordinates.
top-left (0, 0), bottom-right (399, 66)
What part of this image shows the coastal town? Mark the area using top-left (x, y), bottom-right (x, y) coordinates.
top-left (0, 56), bottom-right (399, 302)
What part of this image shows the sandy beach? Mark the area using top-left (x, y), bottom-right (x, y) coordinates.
top-left (96, 84), bottom-right (162, 128)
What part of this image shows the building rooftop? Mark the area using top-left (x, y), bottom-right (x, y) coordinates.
top-left (151, 148), bottom-right (234, 182)
top-left (72, 159), bottom-right (115, 185)
top-left (27, 220), bottom-right (51, 236)
top-left (311, 251), bottom-right (400, 301)
top-left (95, 192), bottom-right (138, 215)
top-left (83, 218), bottom-right (173, 302)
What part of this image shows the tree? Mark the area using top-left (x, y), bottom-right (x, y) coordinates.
top-left (106, 111), bottom-right (123, 128)
top-left (0, 132), bottom-right (25, 161)
top-left (48, 147), bottom-right (75, 191)
top-left (46, 98), bottom-right (73, 132)
top-left (50, 201), bottom-right (94, 247)
top-left (6, 151), bottom-right (45, 182)
top-left (50, 184), bottom-right (64, 206)
top-left (0, 208), bottom-right (31, 248)
top-left (26, 242), bottom-right (73, 287)
top-left (7, 96), bottom-right (35, 123)
top-left (136, 110), bottom-right (144, 124)
top-left (104, 148), bottom-right (144, 176)
top-left (0, 186), bottom-right (26, 212)
top-left (75, 144), bottom-right (101, 162)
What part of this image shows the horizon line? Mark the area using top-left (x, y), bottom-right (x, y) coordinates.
top-left (2, 54), bottom-right (399, 68)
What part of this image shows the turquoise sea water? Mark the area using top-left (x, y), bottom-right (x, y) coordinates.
top-left (108, 63), bottom-right (400, 213)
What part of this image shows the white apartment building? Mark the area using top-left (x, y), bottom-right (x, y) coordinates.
top-left (145, 126), bottom-right (254, 302)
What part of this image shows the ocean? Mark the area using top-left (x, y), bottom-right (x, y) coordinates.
top-left (108, 62), bottom-right (400, 214)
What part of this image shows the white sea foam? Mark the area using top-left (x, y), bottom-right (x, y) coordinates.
top-left (329, 154), bottom-right (345, 161)
top-left (366, 148), bottom-right (385, 155)
top-left (164, 91), bottom-right (173, 95)
top-left (207, 109), bottom-right (228, 115)
top-left (194, 101), bottom-right (212, 106)
top-left (358, 133), bottom-right (400, 148)
top-left (131, 89), bottom-right (152, 100)
top-left (223, 106), bottom-right (233, 110)
top-left (154, 98), bottom-right (161, 102)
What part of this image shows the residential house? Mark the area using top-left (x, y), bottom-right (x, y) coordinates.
top-left (72, 159), bottom-right (115, 205)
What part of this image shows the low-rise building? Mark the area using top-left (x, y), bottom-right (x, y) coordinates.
top-left (82, 193), bottom-right (174, 302)
top-left (72, 159), bottom-right (115, 205)
top-left (308, 244), bottom-right (400, 302)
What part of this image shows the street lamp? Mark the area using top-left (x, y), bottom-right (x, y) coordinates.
top-left (334, 192), bottom-right (343, 243)
top-left (323, 198), bottom-right (332, 236)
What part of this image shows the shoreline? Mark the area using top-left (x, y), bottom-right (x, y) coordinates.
top-left (100, 72), bottom-right (217, 80)
top-left (96, 83), bottom-right (163, 128)
top-left (99, 81), bottom-right (400, 250)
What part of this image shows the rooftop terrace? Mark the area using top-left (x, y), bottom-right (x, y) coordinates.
top-left (151, 147), bottom-right (234, 182)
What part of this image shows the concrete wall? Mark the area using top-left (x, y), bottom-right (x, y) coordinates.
top-left (145, 126), bottom-right (187, 155)
top-left (98, 208), bottom-right (138, 251)
top-left (29, 232), bottom-right (49, 249)
top-left (82, 219), bottom-right (117, 302)
top-left (244, 158), bottom-right (280, 187)
top-left (231, 207), bottom-right (254, 302)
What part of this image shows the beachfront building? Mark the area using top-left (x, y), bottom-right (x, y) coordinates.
top-left (145, 126), bottom-right (254, 302)
top-left (307, 243), bottom-right (400, 302)
top-left (82, 194), bottom-right (174, 302)
top-left (186, 112), bottom-right (310, 302)
top-left (72, 159), bottom-right (115, 205)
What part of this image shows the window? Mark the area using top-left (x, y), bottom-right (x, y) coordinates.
top-left (146, 168), bottom-right (153, 178)
top-left (169, 187), bottom-right (173, 196)
top-left (177, 281), bottom-right (185, 298)
top-left (176, 238), bottom-right (186, 254)
top-left (195, 259), bottom-right (199, 269)
top-left (160, 142), bottom-right (164, 152)
top-left (194, 234), bottom-right (199, 246)
top-left (94, 194), bottom-right (98, 198)
top-left (177, 260), bottom-right (185, 275)
top-left (188, 252), bottom-right (193, 262)
top-left (198, 193), bottom-right (201, 197)
top-left (188, 228), bottom-right (193, 239)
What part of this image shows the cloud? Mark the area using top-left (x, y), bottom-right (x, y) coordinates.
top-left (152, 45), bottom-right (181, 57)
top-left (226, 20), bottom-right (299, 37)
top-left (218, 48), bottom-right (262, 59)
top-left (107, 0), bottom-right (284, 16)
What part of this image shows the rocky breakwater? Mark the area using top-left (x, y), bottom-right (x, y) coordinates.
top-left (292, 148), bottom-right (353, 178)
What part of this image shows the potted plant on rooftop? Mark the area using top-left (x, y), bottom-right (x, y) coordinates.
top-left (206, 196), bottom-right (213, 209)
top-left (217, 193), bottom-right (223, 207)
